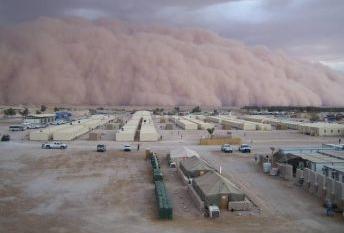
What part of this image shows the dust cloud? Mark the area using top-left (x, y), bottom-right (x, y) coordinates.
top-left (0, 17), bottom-right (343, 106)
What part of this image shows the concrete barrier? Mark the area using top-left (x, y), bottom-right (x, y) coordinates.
top-left (303, 168), bottom-right (311, 192)
top-left (177, 167), bottom-right (190, 185)
top-left (295, 169), bottom-right (304, 185)
top-left (228, 199), bottom-right (253, 211)
top-left (187, 184), bottom-right (204, 211)
top-left (278, 163), bottom-right (286, 179)
top-left (334, 181), bottom-right (344, 211)
top-left (308, 170), bottom-right (317, 195)
top-left (277, 163), bottom-right (293, 180)
top-left (325, 177), bottom-right (335, 202)
top-left (316, 173), bottom-right (326, 200)
top-left (285, 164), bottom-right (293, 181)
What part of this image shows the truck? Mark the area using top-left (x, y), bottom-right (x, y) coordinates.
top-left (41, 142), bottom-right (67, 149)
top-left (9, 125), bottom-right (25, 131)
top-left (221, 144), bottom-right (233, 153)
top-left (97, 144), bottom-right (106, 152)
top-left (238, 144), bottom-right (251, 153)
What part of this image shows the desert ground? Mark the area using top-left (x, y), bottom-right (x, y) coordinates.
top-left (0, 117), bottom-right (343, 233)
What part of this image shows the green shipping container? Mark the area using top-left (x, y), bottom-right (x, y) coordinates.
top-left (154, 181), bottom-right (173, 220)
top-left (152, 168), bottom-right (163, 181)
top-left (150, 155), bottom-right (160, 169)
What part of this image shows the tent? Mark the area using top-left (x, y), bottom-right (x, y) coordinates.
top-left (168, 147), bottom-right (200, 163)
top-left (193, 171), bottom-right (245, 209)
top-left (179, 156), bottom-right (213, 178)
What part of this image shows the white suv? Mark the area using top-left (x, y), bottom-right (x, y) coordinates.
top-left (221, 144), bottom-right (233, 153)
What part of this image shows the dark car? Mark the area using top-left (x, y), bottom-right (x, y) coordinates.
top-left (123, 145), bottom-right (132, 152)
top-left (97, 144), bottom-right (106, 152)
top-left (1, 134), bottom-right (10, 141)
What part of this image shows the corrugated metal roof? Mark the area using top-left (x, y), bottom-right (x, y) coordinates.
top-left (323, 164), bottom-right (344, 172)
top-left (286, 152), bottom-right (344, 164)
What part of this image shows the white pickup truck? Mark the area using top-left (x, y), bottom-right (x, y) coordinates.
top-left (41, 142), bottom-right (68, 149)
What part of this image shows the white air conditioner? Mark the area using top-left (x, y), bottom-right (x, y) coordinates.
top-left (207, 205), bottom-right (220, 218)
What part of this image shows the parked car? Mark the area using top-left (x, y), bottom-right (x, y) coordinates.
top-left (221, 144), bottom-right (233, 153)
top-left (123, 145), bottom-right (132, 152)
top-left (1, 134), bottom-right (10, 141)
top-left (238, 144), bottom-right (251, 153)
top-left (97, 144), bottom-right (106, 152)
top-left (26, 124), bottom-right (36, 129)
top-left (168, 159), bottom-right (176, 168)
top-left (54, 120), bottom-right (66, 125)
top-left (41, 142), bottom-right (67, 149)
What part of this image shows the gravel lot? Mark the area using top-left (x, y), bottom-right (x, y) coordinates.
top-left (0, 119), bottom-right (343, 233)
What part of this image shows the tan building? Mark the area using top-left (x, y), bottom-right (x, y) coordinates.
top-left (25, 114), bottom-right (55, 124)
top-left (298, 123), bottom-right (344, 136)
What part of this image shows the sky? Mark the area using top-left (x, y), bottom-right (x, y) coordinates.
top-left (0, 0), bottom-right (343, 72)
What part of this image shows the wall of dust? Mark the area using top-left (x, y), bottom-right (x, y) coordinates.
top-left (0, 17), bottom-right (343, 106)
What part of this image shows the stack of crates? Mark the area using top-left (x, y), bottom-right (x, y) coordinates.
top-left (154, 181), bottom-right (173, 220)
top-left (150, 154), bottom-right (160, 169)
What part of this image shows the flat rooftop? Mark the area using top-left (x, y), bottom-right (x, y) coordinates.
top-left (323, 164), bottom-right (344, 173)
top-left (285, 151), bottom-right (344, 164)
top-left (27, 113), bottom-right (55, 118)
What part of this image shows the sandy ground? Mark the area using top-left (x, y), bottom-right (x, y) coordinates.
top-left (0, 119), bottom-right (343, 233)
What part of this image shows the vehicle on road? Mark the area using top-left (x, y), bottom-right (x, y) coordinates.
top-left (239, 144), bottom-right (251, 153)
top-left (1, 134), bottom-right (10, 141)
top-left (123, 145), bottom-right (132, 152)
top-left (52, 120), bottom-right (66, 125)
top-left (9, 125), bottom-right (25, 131)
top-left (25, 124), bottom-right (36, 129)
top-left (41, 142), bottom-right (67, 149)
top-left (221, 144), bottom-right (233, 153)
top-left (97, 144), bottom-right (106, 152)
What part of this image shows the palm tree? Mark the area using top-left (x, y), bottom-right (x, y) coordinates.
top-left (207, 127), bottom-right (215, 138)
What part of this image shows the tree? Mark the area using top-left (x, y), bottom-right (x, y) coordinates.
top-left (20, 108), bottom-right (29, 116)
top-left (206, 127), bottom-right (215, 138)
top-left (40, 105), bottom-right (47, 112)
top-left (310, 113), bottom-right (320, 122)
top-left (191, 106), bottom-right (201, 113)
top-left (174, 106), bottom-right (180, 113)
top-left (153, 108), bottom-right (164, 115)
top-left (35, 110), bottom-right (42, 114)
top-left (4, 108), bottom-right (16, 116)
top-left (54, 107), bottom-right (60, 112)
top-left (212, 109), bottom-right (219, 116)
top-left (89, 109), bottom-right (97, 115)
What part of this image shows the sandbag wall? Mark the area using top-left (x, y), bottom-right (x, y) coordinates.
top-left (149, 153), bottom-right (173, 219)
